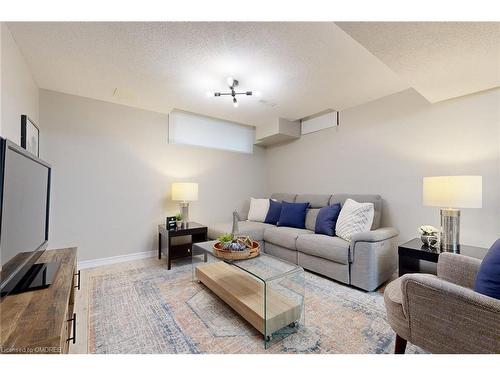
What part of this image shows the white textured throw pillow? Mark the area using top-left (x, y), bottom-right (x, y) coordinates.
top-left (247, 197), bottom-right (270, 222)
top-left (335, 199), bottom-right (374, 242)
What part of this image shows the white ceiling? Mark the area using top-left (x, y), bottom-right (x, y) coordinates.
top-left (7, 22), bottom-right (409, 127)
top-left (8, 22), bottom-right (498, 127)
top-left (337, 22), bottom-right (500, 103)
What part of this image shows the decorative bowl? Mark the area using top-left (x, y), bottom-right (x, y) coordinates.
top-left (212, 240), bottom-right (260, 260)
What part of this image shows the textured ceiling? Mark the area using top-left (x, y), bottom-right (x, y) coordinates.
top-left (337, 22), bottom-right (500, 103)
top-left (7, 22), bottom-right (409, 127)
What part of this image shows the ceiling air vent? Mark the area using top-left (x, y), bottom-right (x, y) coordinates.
top-left (112, 87), bottom-right (137, 102)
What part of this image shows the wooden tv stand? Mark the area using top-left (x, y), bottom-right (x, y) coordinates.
top-left (1, 248), bottom-right (79, 354)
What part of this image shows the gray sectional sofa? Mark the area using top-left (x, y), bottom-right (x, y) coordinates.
top-left (208, 193), bottom-right (399, 291)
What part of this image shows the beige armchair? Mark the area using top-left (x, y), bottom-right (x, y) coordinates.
top-left (384, 252), bottom-right (500, 354)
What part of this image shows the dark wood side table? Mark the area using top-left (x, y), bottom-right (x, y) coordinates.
top-left (398, 238), bottom-right (488, 276)
top-left (158, 222), bottom-right (207, 270)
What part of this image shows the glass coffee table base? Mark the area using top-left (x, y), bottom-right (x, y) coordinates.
top-left (192, 240), bottom-right (305, 349)
top-left (195, 262), bottom-right (301, 334)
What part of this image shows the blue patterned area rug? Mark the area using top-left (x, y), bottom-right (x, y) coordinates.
top-left (88, 260), bottom-right (424, 354)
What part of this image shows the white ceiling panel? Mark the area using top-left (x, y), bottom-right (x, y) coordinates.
top-left (337, 22), bottom-right (500, 103)
top-left (7, 22), bottom-right (409, 127)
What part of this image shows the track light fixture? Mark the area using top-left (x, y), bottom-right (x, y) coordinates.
top-left (211, 77), bottom-right (253, 107)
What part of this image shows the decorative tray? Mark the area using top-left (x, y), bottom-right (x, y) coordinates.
top-left (212, 240), bottom-right (260, 260)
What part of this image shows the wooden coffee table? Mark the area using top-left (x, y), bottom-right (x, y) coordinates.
top-left (192, 240), bottom-right (305, 348)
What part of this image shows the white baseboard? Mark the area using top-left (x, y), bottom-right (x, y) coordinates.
top-left (77, 250), bottom-right (156, 270)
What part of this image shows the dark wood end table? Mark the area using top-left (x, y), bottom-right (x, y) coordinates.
top-left (398, 238), bottom-right (487, 276)
top-left (158, 222), bottom-right (208, 270)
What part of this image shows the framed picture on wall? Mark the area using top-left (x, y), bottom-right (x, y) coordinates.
top-left (21, 114), bottom-right (40, 157)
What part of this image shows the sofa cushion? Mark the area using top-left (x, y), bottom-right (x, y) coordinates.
top-left (237, 199), bottom-right (250, 221)
top-left (264, 226), bottom-right (313, 250)
top-left (315, 203), bottom-right (342, 236)
top-left (247, 197), bottom-right (270, 222)
top-left (475, 238), bottom-right (500, 299)
top-left (335, 199), bottom-right (374, 242)
top-left (264, 199), bottom-right (282, 225)
top-left (296, 234), bottom-right (350, 264)
top-left (208, 221), bottom-right (274, 241)
top-left (277, 201), bottom-right (309, 229)
top-left (270, 193), bottom-right (297, 203)
top-left (305, 209), bottom-right (320, 231)
top-left (330, 194), bottom-right (382, 230)
top-left (295, 194), bottom-right (331, 208)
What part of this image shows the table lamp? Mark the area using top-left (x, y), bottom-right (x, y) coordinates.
top-left (171, 182), bottom-right (198, 225)
top-left (423, 176), bottom-right (482, 251)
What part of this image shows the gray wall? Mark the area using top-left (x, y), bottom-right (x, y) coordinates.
top-left (266, 88), bottom-right (500, 248)
top-left (0, 23), bottom-right (39, 145)
top-left (40, 90), bottom-right (267, 261)
top-left (4, 21), bottom-right (499, 260)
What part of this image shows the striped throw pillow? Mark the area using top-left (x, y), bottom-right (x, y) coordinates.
top-left (335, 199), bottom-right (374, 242)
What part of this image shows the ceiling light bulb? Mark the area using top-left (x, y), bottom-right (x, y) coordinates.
top-left (210, 77), bottom-right (253, 107)
top-left (253, 90), bottom-right (262, 97)
top-left (205, 91), bottom-right (213, 98)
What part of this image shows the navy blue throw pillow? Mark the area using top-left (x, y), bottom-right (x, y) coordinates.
top-left (277, 201), bottom-right (309, 229)
top-left (264, 199), bottom-right (282, 225)
top-left (315, 203), bottom-right (342, 236)
top-left (475, 238), bottom-right (500, 299)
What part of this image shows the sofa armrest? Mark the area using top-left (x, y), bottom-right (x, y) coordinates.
top-left (349, 228), bottom-right (399, 291)
top-left (437, 252), bottom-right (481, 290)
top-left (350, 227), bottom-right (399, 244)
top-left (401, 273), bottom-right (500, 353)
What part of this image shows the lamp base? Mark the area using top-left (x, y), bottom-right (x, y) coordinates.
top-left (440, 208), bottom-right (460, 251)
top-left (180, 202), bottom-right (189, 225)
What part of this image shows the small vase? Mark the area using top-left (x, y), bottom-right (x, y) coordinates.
top-left (231, 210), bottom-right (239, 237)
top-left (176, 221), bottom-right (182, 229)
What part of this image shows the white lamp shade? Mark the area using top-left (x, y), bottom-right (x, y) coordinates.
top-left (423, 176), bottom-right (482, 208)
top-left (171, 182), bottom-right (198, 202)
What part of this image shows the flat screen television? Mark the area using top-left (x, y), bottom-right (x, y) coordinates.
top-left (0, 137), bottom-right (53, 299)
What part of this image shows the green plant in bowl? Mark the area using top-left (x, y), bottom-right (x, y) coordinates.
top-left (218, 233), bottom-right (233, 243)
top-left (175, 213), bottom-right (182, 221)
top-left (218, 233), bottom-right (234, 249)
